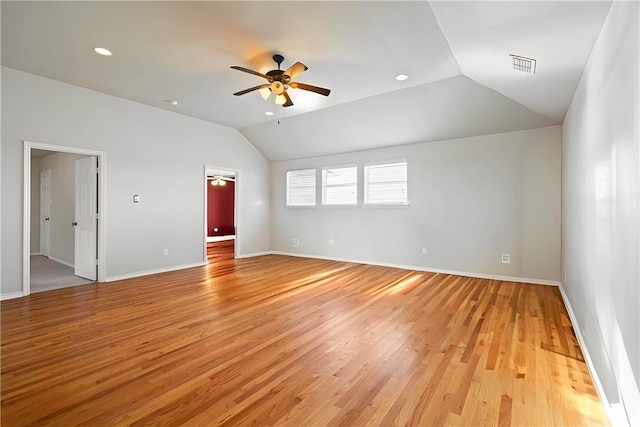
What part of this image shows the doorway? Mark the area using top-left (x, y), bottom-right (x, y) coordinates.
top-left (204, 165), bottom-right (238, 261)
top-left (23, 141), bottom-right (106, 296)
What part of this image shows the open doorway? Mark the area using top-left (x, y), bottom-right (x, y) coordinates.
top-left (204, 166), bottom-right (238, 263)
top-left (23, 141), bottom-right (106, 296)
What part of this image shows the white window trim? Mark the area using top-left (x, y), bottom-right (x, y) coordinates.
top-left (322, 164), bottom-right (358, 206)
top-left (286, 168), bottom-right (317, 207)
top-left (364, 160), bottom-right (409, 206)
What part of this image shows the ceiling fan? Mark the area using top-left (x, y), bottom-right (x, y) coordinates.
top-left (231, 54), bottom-right (330, 107)
top-left (208, 175), bottom-right (234, 186)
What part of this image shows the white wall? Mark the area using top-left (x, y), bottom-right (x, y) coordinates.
top-left (562, 1), bottom-right (639, 425)
top-left (271, 125), bottom-right (561, 283)
top-left (39, 152), bottom-right (88, 265)
top-left (1, 67), bottom-right (270, 295)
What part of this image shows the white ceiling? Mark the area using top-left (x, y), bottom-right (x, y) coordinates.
top-left (1, 1), bottom-right (612, 161)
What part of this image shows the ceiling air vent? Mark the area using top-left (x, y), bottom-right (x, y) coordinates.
top-left (510, 54), bottom-right (536, 74)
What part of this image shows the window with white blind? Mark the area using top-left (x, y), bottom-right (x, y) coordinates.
top-left (364, 161), bottom-right (408, 205)
top-left (322, 166), bottom-right (357, 205)
top-left (286, 168), bottom-right (316, 206)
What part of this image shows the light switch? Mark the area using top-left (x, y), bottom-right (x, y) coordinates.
top-left (133, 195), bottom-right (140, 203)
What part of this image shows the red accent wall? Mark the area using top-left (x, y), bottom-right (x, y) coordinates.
top-left (207, 180), bottom-right (235, 236)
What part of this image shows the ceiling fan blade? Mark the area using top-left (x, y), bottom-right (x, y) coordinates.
top-left (289, 82), bottom-right (331, 96)
top-left (284, 62), bottom-right (308, 79)
top-left (230, 66), bottom-right (271, 81)
top-left (283, 91), bottom-right (294, 107)
top-left (233, 84), bottom-right (270, 96)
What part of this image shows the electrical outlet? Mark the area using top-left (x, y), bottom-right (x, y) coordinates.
top-left (163, 248), bottom-right (169, 256)
top-left (328, 238), bottom-right (334, 246)
top-left (421, 247), bottom-right (427, 255)
top-left (501, 253), bottom-right (511, 264)
top-left (292, 238), bottom-right (300, 247)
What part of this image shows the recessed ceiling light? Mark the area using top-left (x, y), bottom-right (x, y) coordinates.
top-left (164, 99), bottom-right (178, 106)
top-left (395, 74), bottom-right (409, 81)
top-left (265, 111), bottom-right (274, 116)
top-left (94, 47), bottom-right (112, 56)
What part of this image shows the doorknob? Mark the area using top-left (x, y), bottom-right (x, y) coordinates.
top-left (45, 217), bottom-right (50, 221)
top-left (72, 221), bottom-right (78, 226)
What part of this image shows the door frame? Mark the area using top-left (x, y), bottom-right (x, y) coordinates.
top-left (204, 165), bottom-right (239, 260)
top-left (23, 141), bottom-right (107, 296)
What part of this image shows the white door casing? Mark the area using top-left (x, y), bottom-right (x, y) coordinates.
top-left (40, 169), bottom-right (51, 257)
top-left (74, 156), bottom-right (97, 280)
top-left (23, 141), bottom-right (106, 297)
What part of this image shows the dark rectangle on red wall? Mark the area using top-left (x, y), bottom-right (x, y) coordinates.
top-left (207, 180), bottom-right (235, 236)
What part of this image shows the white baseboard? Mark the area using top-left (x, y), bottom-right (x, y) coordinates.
top-left (49, 256), bottom-right (74, 269)
top-left (236, 251), bottom-right (272, 259)
top-left (1, 291), bottom-right (24, 301)
top-left (105, 261), bottom-right (207, 282)
top-left (30, 252), bottom-right (42, 256)
top-left (269, 251), bottom-right (561, 286)
top-left (559, 285), bottom-right (636, 427)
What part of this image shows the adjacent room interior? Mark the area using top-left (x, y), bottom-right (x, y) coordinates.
top-left (29, 149), bottom-right (97, 293)
top-left (1, 1), bottom-right (638, 426)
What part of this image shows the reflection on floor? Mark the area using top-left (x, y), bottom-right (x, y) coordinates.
top-left (30, 255), bottom-right (94, 293)
top-left (30, 241), bottom-right (233, 294)
top-left (207, 240), bottom-right (235, 264)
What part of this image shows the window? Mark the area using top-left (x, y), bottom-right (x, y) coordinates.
top-left (364, 161), bottom-right (408, 205)
top-left (286, 169), bottom-right (316, 206)
top-left (322, 166), bottom-right (357, 205)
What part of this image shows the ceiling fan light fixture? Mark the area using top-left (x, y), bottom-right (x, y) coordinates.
top-left (259, 87), bottom-right (271, 100)
top-left (210, 176), bottom-right (227, 186)
top-left (270, 81), bottom-right (285, 95)
top-left (231, 54), bottom-right (330, 108)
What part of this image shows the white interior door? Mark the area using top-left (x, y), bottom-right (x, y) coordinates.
top-left (74, 156), bottom-right (97, 280)
top-left (40, 169), bottom-right (51, 257)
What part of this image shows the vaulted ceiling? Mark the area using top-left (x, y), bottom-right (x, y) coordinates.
top-left (1, 1), bottom-right (612, 161)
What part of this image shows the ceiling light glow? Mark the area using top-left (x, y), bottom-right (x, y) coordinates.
top-left (164, 99), bottom-right (178, 106)
top-left (395, 74), bottom-right (408, 81)
top-left (265, 111), bottom-right (274, 116)
top-left (94, 47), bottom-right (112, 56)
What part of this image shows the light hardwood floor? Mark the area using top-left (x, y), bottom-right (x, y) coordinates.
top-left (1, 242), bottom-right (608, 426)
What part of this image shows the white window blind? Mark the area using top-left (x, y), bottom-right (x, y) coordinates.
top-left (364, 161), bottom-right (408, 205)
top-left (322, 166), bottom-right (357, 205)
top-left (286, 169), bottom-right (316, 206)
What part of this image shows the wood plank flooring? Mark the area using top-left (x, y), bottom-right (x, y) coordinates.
top-left (1, 243), bottom-right (608, 426)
